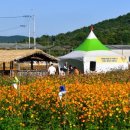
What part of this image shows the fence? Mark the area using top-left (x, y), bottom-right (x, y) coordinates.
top-left (17, 70), bottom-right (48, 77)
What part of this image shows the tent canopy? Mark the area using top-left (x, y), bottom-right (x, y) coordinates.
top-left (74, 30), bottom-right (110, 51)
top-left (59, 50), bottom-right (121, 60)
top-left (58, 29), bottom-right (128, 73)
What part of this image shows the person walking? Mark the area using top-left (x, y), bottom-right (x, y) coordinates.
top-left (48, 64), bottom-right (56, 75)
top-left (73, 66), bottom-right (80, 75)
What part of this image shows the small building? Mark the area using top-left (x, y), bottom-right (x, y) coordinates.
top-left (0, 49), bottom-right (58, 76)
top-left (58, 29), bottom-right (128, 73)
top-left (106, 45), bottom-right (130, 64)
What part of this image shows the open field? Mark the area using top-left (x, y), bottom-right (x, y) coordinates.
top-left (0, 69), bottom-right (130, 129)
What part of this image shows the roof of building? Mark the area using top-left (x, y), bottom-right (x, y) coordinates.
top-left (106, 45), bottom-right (130, 49)
top-left (75, 30), bottom-right (109, 51)
top-left (0, 49), bottom-right (58, 63)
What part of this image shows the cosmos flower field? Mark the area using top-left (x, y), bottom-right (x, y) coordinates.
top-left (0, 70), bottom-right (130, 129)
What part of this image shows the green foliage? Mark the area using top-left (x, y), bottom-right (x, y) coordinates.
top-left (0, 76), bottom-right (12, 86)
top-left (0, 35), bottom-right (28, 43)
top-left (37, 13), bottom-right (130, 56)
top-left (0, 76), bottom-right (35, 87)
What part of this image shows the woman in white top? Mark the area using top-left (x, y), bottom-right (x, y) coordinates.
top-left (48, 64), bottom-right (56, 75)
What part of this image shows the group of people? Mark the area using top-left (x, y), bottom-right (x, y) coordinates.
top-left (60, 64), bottom-right (80, 76)
top-left (47, 63), bottom-right (80, 76)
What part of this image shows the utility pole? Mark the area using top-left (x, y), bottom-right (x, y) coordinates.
top-left (33, 15), bottom-right (36, 49)
top-left (121, 40), bottom-right (124, 56)
top-left (28, 18), bottom-right (31, 49)
top-left (23, 15), bottom-right (31, 49)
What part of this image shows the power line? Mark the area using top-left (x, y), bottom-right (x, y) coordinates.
top-left (0, 15), bottom-right (36, 49)
top-left (0, 16), bottom-right (23, 18)
top-left (0, 25), bottom-right (26, 33)
top-left (0, 26), bottom-right (21, 33)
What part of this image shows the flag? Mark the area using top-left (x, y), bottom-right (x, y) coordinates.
top-left (12, 76), bottom-right (19, 89)
top-left (13, 83), bottom-right (18, 89)
top-left (14, 76), bottom-right (19, 83)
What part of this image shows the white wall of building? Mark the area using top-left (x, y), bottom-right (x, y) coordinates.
top-left (84, 56), bottom-right (128, 73)
top-left (112, 49), bottom-right (130, 63)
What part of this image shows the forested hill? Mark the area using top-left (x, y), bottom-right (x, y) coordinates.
top-left (0, 35), bottom-right (27, 43)
top-left (37, 12), bottom-right (130, 48)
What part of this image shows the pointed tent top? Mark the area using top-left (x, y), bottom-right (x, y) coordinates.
top-left (87, 25), bottom-right (97, 39)
top-left (74, 28), bottom-right (110, 51)
top-left (87, 30), bottom-right (97, 39)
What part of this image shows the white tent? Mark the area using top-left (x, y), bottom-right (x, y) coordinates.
top-left (58, 30), bottom-right (128, 73)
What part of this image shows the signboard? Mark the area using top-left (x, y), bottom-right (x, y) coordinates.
top-left (96, 56), bottom-right (127, 63)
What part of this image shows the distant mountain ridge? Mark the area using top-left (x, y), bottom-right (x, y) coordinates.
top-left (0, 35), bottom-right (28, 43)
top-left (1, 12), bottom-right (130, 49)
top-left (37, 12), bottom-right (130, 48)
top-left (36, 12), bottom-right (130, 56)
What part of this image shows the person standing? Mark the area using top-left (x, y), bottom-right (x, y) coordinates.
top-left (59, 68), bottom-right (65, 76)
top-left (73, 66), bottom-right (80, 75)
top-left (63, 63), bottom-right (68, 73)
top-left (68, 65), bottom-right (73, 74)
top-left (48, 64), bottom-right (56, 75)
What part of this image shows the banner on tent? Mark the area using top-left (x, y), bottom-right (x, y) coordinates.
top-left (96, 57), bottom-right (127, 63)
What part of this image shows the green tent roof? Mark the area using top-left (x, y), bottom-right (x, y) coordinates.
top-left (75, 30), bottom-right (110, 51)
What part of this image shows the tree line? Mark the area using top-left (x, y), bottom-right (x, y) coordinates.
top-left (25, 13), bottom-right (130, 56)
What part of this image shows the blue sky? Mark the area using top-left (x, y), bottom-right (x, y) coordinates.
top-left (0, 0), bottom-right (130, 37)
